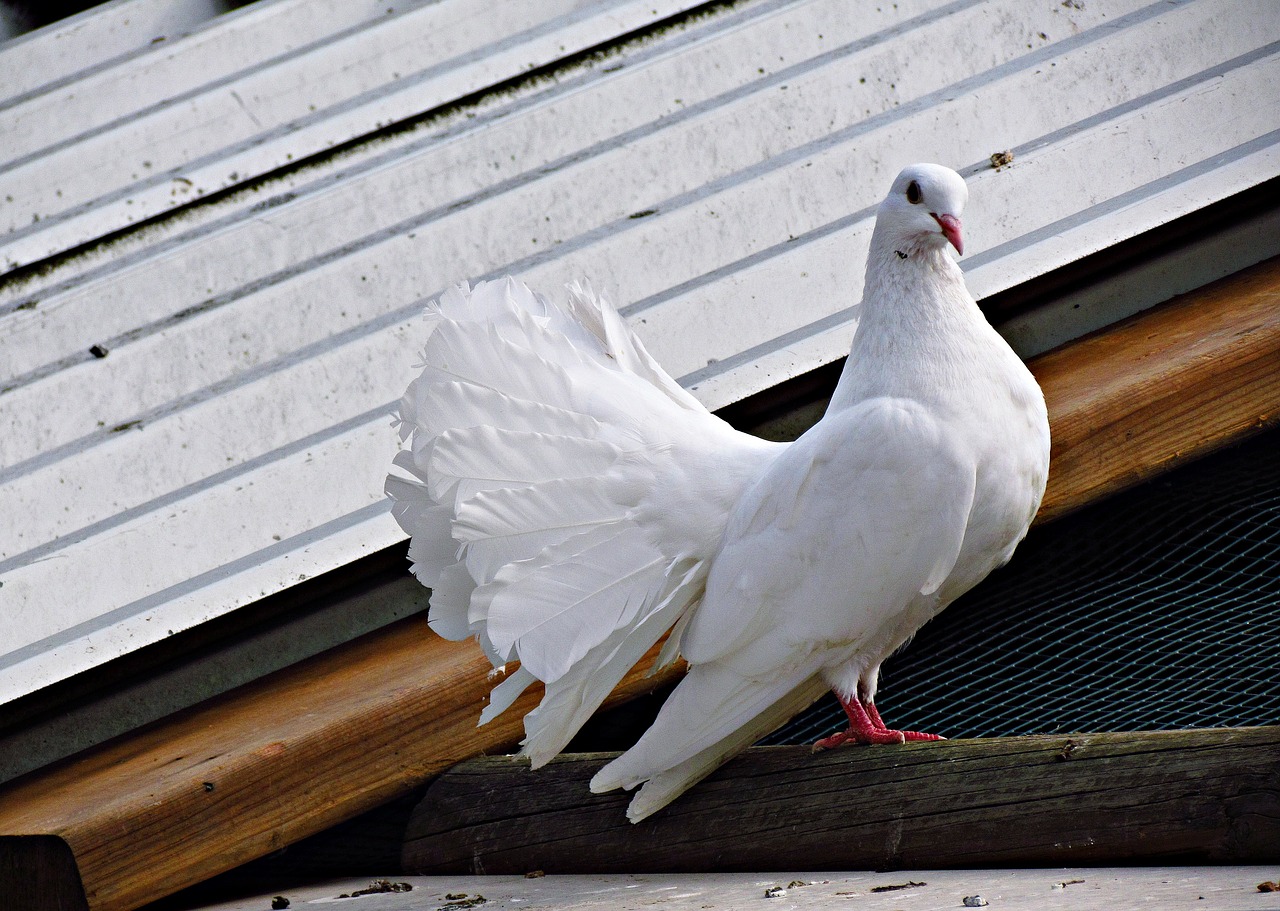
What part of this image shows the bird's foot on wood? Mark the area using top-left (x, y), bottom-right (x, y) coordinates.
top-left (811, 727), bottom-right (904, 751)
top-left (811, 697), bottom-right (944, 751)
top-left (864, 701), bottom-right (945, 742)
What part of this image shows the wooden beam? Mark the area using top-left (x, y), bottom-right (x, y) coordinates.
top-left (1031, 255), bottom-right (1280, 522)
top-left (1, 257), bottom-right (1277, 909)
top-left (402, 728), bottom-right (1280, 873)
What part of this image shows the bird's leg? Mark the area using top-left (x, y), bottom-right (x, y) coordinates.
top-left (862, 700), bottom-right (889, 730)
top-left (812, 693), bottom-right (944, 751)
top-left (812, 694), bottom-right (905, 749)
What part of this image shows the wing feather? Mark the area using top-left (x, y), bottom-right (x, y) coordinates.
top-left (680, 397), bottom-right (976, 675)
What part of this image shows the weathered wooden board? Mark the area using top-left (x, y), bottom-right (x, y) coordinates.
top-left (402, 728), bottom-right (1280, 874)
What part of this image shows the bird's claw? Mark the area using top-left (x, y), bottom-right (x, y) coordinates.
top-left (812, 727), bottom-right (906, 750)
top-left (812, 698), bottom-right (944, 749)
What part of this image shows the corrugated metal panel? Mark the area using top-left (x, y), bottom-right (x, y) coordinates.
top-left (1, 0), bottom-right (1278, 706)
top-left (0, 0), bottom-right (711, 269)
top-left (0, 0), bottom-right (234, 101)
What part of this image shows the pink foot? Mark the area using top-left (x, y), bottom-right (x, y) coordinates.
top-left (864, 701), bottom-right (944, 743)
top-left (811, 695), bottom-right (944, 751)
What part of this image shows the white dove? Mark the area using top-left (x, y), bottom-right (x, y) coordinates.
top-left (386, 163), bottom-right (1050, 822)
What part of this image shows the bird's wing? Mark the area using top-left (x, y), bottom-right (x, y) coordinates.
top-left (387, 278), bottom-right (779, 765)
top-left (679, 395), bottom-right (978, 678)
top-left (591, 397), bottom-right (980, 820)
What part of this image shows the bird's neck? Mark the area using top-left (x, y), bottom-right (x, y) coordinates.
top-left (828, 238), bottom-right (1007, 412)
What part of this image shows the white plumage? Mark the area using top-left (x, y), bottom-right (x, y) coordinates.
top-left (387, 163), bottom-right (1050, 822)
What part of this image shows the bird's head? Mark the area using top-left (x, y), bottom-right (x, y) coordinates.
top-left (876, 163), bottom-right (968, 258)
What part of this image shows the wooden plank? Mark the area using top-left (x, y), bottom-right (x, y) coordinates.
top-left (0, 619), bottom-right (684, 911)
top-left (401, 729), bottom-right (1280, 874)
top-left (1032, 255), bottom-right (1280, 522)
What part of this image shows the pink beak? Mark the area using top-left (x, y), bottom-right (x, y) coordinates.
top-left (933, 213), bottom-right (964, 255)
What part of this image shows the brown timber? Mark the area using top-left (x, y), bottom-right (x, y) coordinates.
top-left (1031, 255), bottom-right (1280, 521)
top-left (402, 728), bottom-right (1280, 873)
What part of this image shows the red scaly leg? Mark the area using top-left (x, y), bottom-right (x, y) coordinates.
top-left (812, 693), bottom-right (944, 751)
top-left (812, 693), bottom-right (905, 749)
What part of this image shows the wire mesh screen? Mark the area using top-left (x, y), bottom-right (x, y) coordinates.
top-left (761, 428), bottom-right (1280, 745)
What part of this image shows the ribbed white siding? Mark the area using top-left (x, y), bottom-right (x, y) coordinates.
top-left (1, 0), bottom-right (1277, 705)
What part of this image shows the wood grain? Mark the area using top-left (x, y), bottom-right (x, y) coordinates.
top-left (1032, 255), bottom-right (1280, 522)
top-left (403, 728), bottom-right (1280, 873)
top-left (0, 257), bottom-right (1277, 909)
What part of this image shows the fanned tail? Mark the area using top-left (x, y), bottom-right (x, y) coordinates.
top-left (387, 278), bottom-right (780, 764)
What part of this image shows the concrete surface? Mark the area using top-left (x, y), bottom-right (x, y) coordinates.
top-left (176, 867), bottom-right (1280, 911)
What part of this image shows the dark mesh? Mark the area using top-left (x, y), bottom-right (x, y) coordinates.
top-left (761, 428), bottom-right (1280, 745)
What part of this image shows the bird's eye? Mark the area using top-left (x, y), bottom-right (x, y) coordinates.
top-left (906, 180), bottom-right (922, 204)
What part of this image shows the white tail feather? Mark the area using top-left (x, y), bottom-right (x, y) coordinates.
top-left (486, 526), bottom-right (668, 682)
top-left (521, 558), bottom-right (705, 766)
top-left (388, 277), bottom-right (780, 803)
top-left (419, 321), bottom-right (578, 407)
top-left (454, 477), bottom-right (638, 585)
top-left (406, 380), bottom-right (603, 442)
top-left (564, 280), bottom-right (706, 413)
top-left (425, 561), bottom-right (477, 640)
top-left (478, 665), bottom-right (537, 725)
top-left (428, 426), bottom-right (620, 502)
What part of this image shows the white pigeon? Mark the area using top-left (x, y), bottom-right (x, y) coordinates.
top-left (386, 163), bottom-right (1050, 822)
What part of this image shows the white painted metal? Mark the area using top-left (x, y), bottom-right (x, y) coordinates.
top-left (0, 0), bottom-right (708, 270)
top-left (0, 0), bottom-right (948, 384)
top-left (1000, 203), bottom-right (1280, 358)
top-left (3, 0), bottom-right (1224, 557)
top-left (0, 4), bottom-right (767, 307)
top-left (0, 0), bottom-right (233, 104)
top-left (0, 0), bottom-right (1250, 438)
top-left (0, 0), bottom-right (445, 149)
top-left (0, 0), bottom-right (1277, 706)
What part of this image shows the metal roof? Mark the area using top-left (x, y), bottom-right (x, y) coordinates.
top-left (2, 0), bottom-right (1278, 708)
